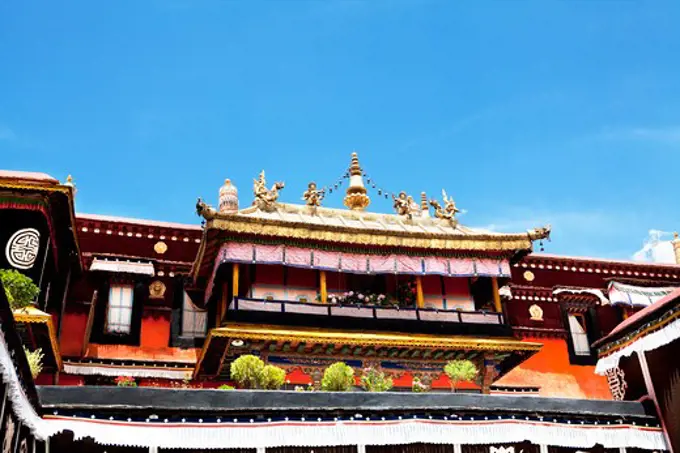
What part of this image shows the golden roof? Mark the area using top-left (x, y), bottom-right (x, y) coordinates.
top-left (202, 203), bottom-right (550, 252)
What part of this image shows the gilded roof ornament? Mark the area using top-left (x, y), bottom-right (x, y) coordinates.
top-left (430, 189), bottom-right (461, 226)
top-left (302, 181), bottom-right (324, 208)
top-left (253, 170), bottom-right (284, 212)
top-left (219, 178), bottom-right (239, 214)
top-left (528, 225), bottom-right (552, 241)
top-left (392, 191), bottom-right (421, 219)
top-left (196, 197), bottom-right (217, 220)
top-left (343, 152), bottom-right (370, 211)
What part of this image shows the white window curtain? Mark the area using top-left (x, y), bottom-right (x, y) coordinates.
top-left (106, 284), bottom-right (134, 334)
top-left (568, 314), bottom-right (591, 356)
top-left (181, 291), bottom-right (207, 338)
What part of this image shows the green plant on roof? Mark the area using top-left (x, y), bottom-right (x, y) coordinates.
top-left (230, 354), bottom-right (265, 389)
top-left (229, 354), bottom-right (287, 390)
top-left (444, 359), bottom-right (477, 392)
top-left (321, 362), bottom-right (355, 391)
top-left (23, 347), bottom-right (44, 379)
top-left (360, 367), bottom-right (393, 392)
top-left (0, 269), bottom-right (39, 311)
top-left (259, 364), bottom-right (286, 390)
top-left (218, 384), bottom-right (235, 390)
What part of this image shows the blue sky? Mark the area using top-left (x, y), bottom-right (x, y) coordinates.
top-left (2, 1), bottom-right (680, 259)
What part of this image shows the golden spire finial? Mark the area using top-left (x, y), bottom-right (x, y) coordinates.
top-left (66, 174), bottom-right (73, 185)
top-left (420, 192), bottom-right (429, 217)
top-left (343, 152), bottom-right (370, 211)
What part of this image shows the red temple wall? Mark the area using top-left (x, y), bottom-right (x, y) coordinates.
top-left (596, 305), bottom-right (623, 337)
top-left (505, 299), bottom-right (564, 331)
top-left (140, 312), bottom-right (171, 349)
top-left (494, 337), bottom-right (611, 399)
top-left (58, 311), bottom-right (88, 357)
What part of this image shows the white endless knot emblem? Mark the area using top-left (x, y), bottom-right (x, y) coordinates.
top-left (605, 367), bottom-right (628, 400)
top-left (5, 228), bottom-right (40, 270)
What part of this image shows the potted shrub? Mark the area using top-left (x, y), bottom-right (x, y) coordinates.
top-left (259, 364), bottom-right (286, 390)
top-left (360, 367), bottom-right (393, 392)
top-left (0, 269), bottom-right (39, 311)
top-left (230, 354), bottom-right (265, 389)
top-left (229, 354), bottom-right (287, 389)
top-left (444, 360), bottom-right (478, 392)
top-left (23, 347), bottom-right (44, 379)
top-left (321, 362), bottom-right (355, 391)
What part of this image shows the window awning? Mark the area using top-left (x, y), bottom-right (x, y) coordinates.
top-left (607, 281), bottom-right (676, 307)
top-left (90, 258), bottom-right (155, 276)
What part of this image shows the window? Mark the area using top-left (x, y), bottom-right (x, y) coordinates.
top-left (106, 285), bottom-right (134, 334)
top-left (181, 291), bottom-right (207, 338)
top-left (568, 314), bottom-right (590, 356)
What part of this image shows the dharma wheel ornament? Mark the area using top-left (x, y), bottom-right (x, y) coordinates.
top-left (343, 152), bottom-right (370, 211)
top-left (219, 179), bottom-right (239, 214)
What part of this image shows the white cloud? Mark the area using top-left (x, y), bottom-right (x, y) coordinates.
top-left (631, 229), bottom-right (676, 264)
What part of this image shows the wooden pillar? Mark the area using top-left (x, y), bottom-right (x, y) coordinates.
top-left (319, 270), bottom-right (328, 303)
top-left (56, 264), bottom-right (72, 341)
top-left (491, 277), bottom-right (502, 313)
top-left (217, 282), bottom-right (228, 327)
top-left (232, 263), bottom-right (240, 299)
top-left (416, 276), bottom-right (424, 308)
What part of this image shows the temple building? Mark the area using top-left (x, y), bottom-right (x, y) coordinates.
top-left (0, 155), bottom-right (677, 452)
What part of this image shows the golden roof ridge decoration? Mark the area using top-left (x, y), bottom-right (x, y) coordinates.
top-left (343, 152), bottom-right (370, 211)
top-left (193, 152), bottom-right (551, 253)
top-left (253, 170), bottom-right (285, 212)
top-left (302, 181), bottom-right (324, 209)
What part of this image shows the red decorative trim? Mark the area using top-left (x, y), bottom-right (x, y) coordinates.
top-left (516, 254), bottom-right (680, 280)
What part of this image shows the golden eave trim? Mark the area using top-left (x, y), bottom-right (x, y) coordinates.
top-left (12, 308), bottom-right (63, 370)
top-left (211, 324), bottom-right (542, 352)
top-left (205, 217), bottom-right (537, 252)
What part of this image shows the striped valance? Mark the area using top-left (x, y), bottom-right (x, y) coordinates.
top-left (607, 282), bottom-right (676, 308)
top-left (217, 243), bottom-right (511, 277)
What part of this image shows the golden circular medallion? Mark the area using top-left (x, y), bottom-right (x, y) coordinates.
top-left (149, 280), bottom-right (166, 299)
top-left (154, 241), bottom-right (168, 254)
top-left (523, 270), bottom-right (535, 282)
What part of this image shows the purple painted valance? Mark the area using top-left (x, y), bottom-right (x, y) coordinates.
top-left (216, 242), bottom-right (511, 277)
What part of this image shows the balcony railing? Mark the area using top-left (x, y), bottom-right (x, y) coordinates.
top-left (229, 297), bottom-right (504, 325)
